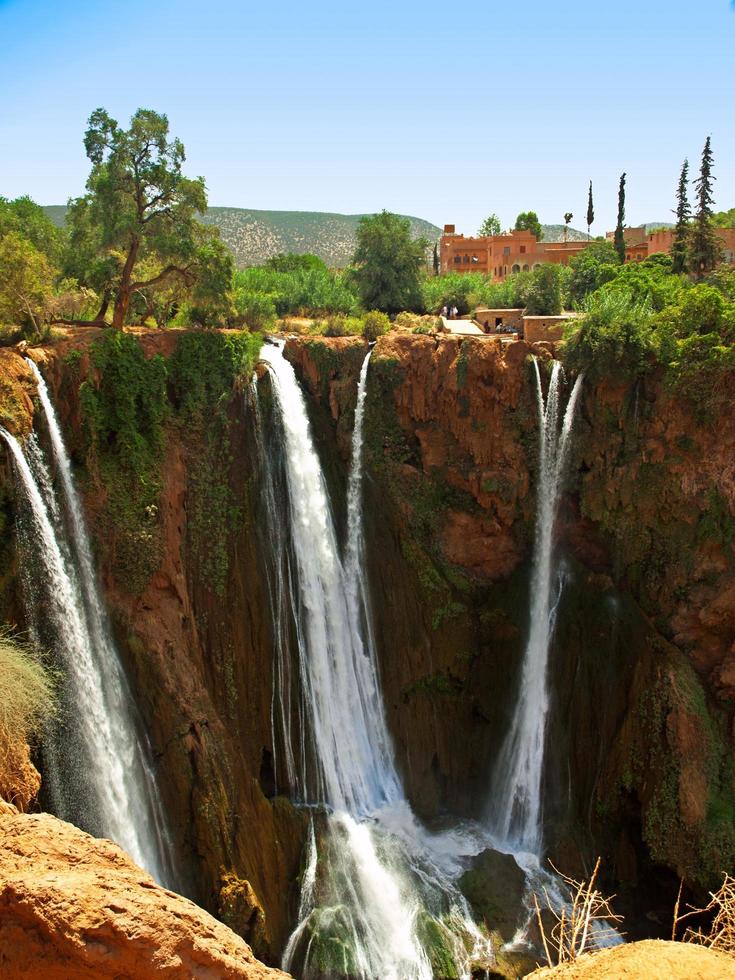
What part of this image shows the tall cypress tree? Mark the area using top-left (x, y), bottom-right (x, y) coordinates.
top-left (432, 242), bottom-right (440, 276)
top-left (688, 136), bottom-right (720, 277)
top-left (614, 172), bottom-right (626, 263)
top-left (671, 159), bottom-right (691, 274)
top-left (586, 181), bottom-right (594, 238)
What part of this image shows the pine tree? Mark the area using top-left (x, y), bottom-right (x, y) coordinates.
top-left (614, 173), bottom-right (626, 263)
top-left (586, 181), bottom-right (594, 238)
top-left (432, 242), bottom-right (440, 275)
top-left (688, 137), bottom-right (720, 277)
top-left (671, 159), bottom-right (691, 275)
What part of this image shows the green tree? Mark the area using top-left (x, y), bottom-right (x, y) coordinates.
top-left (432, 242), bottom-right (440, 275)
top-left (586, 182), bottom-right (594, 238)
top-left (514, 211), bottom-right (543, 240)
top-left (350, 210), bottom-right (427, 314)
top-left (688, 137), bottom-right (720, 277)
top-left (711, 208), bottom-right (735, 228)
top-left (0, 232), bottom-right (54, 333)
top-left (67, 107), bottom-right (216, 328)
top-left (568, 241), bottom-right (619, 305)
top-left (0, 196), bottom-right (63, 263)
top-left (525, 264), bottom-right (563, 316)
top-left (477, 214), bottom-right (501, 237)
top-left (614, 173), bottom-right (627, 264)
top-left (671, 159), bottom-right (691, 275)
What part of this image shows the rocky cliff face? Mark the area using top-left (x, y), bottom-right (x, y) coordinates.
top-left (2, 325), bottom-right (734, 965)
top-left (285, 332), bottom-right (735, 900)
top-left (0, 330), bottom-right (306, 965)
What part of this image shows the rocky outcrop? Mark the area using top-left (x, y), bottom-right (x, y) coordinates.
top-left (0, 737), bottom-right (40, 813)
top-left (527, 939), bottom-right (735, 979)
top-left (0, 807), bottom-right (289, 979)
top-left (0, 329), bottom-right (307, 963)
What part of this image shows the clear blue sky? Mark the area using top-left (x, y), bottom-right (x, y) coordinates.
top-left (1, 0), bottom-right (733, 235)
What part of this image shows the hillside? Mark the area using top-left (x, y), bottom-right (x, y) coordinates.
top-left (42, 205), bottom-right (441, 268)
top-left (540, 223), bottom-right (590, 242)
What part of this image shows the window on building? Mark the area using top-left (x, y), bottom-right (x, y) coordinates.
top-left (523, 264), bottom-right (530, 272)
top-left (454, 255), bottom-right (461, 265)
top-left (463, 255), bottom-right (469, 263)
top-left (471, 255), bottom-right (478, 263)
top-left (511, 264), bottom-right (521, 274)
top-left (503, 246), bottom-right (511, 256)
top-left (520, 245), bottom-right (526, 254)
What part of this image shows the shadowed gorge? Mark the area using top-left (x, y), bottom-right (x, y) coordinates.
top-left (1, 325), bottom-right (735, 976)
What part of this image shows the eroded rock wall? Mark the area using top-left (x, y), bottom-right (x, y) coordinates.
top-left (285, 333), bottom-right (735, 896)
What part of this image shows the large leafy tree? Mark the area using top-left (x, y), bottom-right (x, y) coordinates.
top-left (688, 137), bottom-right (720, 277)
top-left (66, 107), bottom-right (227, 328)
top-left (671, 159), bottom-right (691, 275)
top-left (477, 214), bottom-right (501, 237)
top-left (514, 211), bottom-right (543, 240)
top-left (614, 173), bottom-right (627, 264)
top-left (350, 211), bottom-right (427, 314)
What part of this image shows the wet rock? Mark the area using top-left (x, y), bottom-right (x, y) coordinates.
top-left (459, 848), bottom-right (527, 943)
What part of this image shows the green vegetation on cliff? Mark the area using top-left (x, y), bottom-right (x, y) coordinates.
top-left (79, 329), bottom-right (261, 594)
top-left (170, 331), bottom-right (262, 595)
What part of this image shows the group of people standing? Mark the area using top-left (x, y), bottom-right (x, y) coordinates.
top-left (441, 305), bottom-right (459, 319)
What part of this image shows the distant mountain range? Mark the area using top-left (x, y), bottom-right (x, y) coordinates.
top-left (43, 205), bottom-right (441, 268)
top-left (42, 205), bottom-right (673, 266)
top-left (540, 224), bottom-right (590, 242)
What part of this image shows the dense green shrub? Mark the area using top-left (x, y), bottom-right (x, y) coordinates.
top-left (524, 264), bottom-right (565, 315)
top-left (233, 262), bottom-right (357, 318)
top-left (568, 241), bottom-right (620, 305)
top-left (597, 255), bottom-right (688, 311)
top-left (561, 289), bottom-right (655, 383)
top-left (362, 310), bottom-right (390, 341)
top-left (233, 289), bottom-right (277, 331)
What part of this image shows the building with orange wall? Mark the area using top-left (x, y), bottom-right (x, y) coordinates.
top-left (440, 225), bottom-right (594, 280)
top-left (607, 225), bottom-right (735, 265)
top-left (442, 222), bottom-right (735, 279)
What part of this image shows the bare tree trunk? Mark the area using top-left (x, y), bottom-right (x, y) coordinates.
top-left (112, 239), bottom-right (140, 329)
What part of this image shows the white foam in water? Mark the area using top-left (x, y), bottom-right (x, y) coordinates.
top-left (258, 342), bottom-right (493, 979)
top-left (1, 362), bottom-right (173, 886)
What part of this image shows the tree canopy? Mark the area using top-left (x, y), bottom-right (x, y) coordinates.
top-left (515, 211), bottom-right (543, 240)
top-left (349, 211), bottom-right (427, 314)
top-left (66, 107), bottom-right (230, 328)
top-left (477, 214), bottom-right (501, 237)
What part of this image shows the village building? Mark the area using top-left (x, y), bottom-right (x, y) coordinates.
top-left (441, 223), bottom-right (735, 279)
top-left (439, 225), bottom-right (589, 280)
top-left (606, 225), bottom-right (735, 264)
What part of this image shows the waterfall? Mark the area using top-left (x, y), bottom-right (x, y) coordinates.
top-left (489, 359), bottom-right (583, 855)
top-left (257, 342), bottom-right (492, 980)
top-left (0, 363), bottom-right (173, 886)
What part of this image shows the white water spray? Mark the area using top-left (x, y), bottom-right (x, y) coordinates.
top-left (489, 359), bottom-right (583, 855)
top-left (1, 365), bottom-right (173, 886)
top-left (257, 342), bottom-right (492, 979)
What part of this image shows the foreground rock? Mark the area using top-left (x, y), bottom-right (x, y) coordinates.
top-left (0, 809), bottom-right (290, 979)
top-left (528, 938), bottom-right (735, 979)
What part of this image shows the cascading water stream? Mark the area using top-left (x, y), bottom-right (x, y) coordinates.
top-left (257, 342), bottom-right (492, 980)
top-left (0, 365), bottom-right (173, 887)
top-left (488, 359), bottom-right (583, 856)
